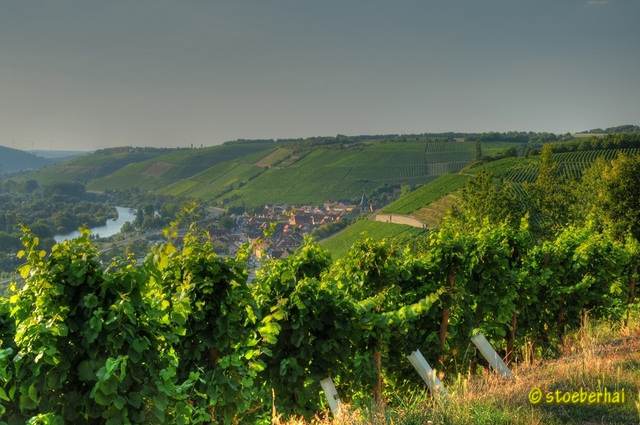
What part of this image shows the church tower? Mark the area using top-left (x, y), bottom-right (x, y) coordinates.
top-left (359, 189), bottom-right (368, 214)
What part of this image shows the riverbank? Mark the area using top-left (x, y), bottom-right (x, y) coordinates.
top-left (54, 206), bottom-right (136, 242)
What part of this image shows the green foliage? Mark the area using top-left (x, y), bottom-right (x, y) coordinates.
top-left (253, 240), bottom-right (348, 417)
top-left (0, 224), bottom-right (267, 424)
top-left (148, 224), bottom-right (264, 424)
top-left (448, 171), bottom-right (525, 231)
top-left (327, 238), bottom-right (443, 403)
top-left (519, 227), bottom-right (630, 357)
top-left (0, 211), bottom-right (637, 422)
top-left (521, 145), bottom-right (578, 239)
top-left (4, 228), bottom-right (181, 423)
top-left (589, 154), bottom-right (640, 240)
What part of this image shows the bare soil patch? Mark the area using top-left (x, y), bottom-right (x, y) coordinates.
top-left (142, 162), bottom-right (174, 177)
top-left (254, 148), bottom-right (287, 167)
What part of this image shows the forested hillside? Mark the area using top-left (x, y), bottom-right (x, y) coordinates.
top-left (0, 146), bottom-right (57, 175)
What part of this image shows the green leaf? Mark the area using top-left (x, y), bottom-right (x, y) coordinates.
top-left (127, 391), bottom-right (142, 409)
top-left (83, 293), bottom-right (99, 309)
top-left (131, 338), bottom-right (148, 354)
top-left (28, 383), bottom-right (38, 403)
top-left (113, 395), bottom-right (126, 410)
top-left (78, 360), bottom-right (95, 382)
top-left (92, 388), bottom-right (110, 406)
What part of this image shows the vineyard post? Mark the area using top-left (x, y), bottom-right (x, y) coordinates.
top-left (470, 332), bottom-right (514, 379)
top-left (506, 313), bottom-right (517, 364)
top-left (626, 264), bottom-right (637, 327)
top-left (373, 335), bottom-right (383, 405)
top-left (439, 263), bottom-right (456, 361)
top-left (319, 377), bottom-right (341, 415)
top-left (407, 349), bottom-right (448, 396)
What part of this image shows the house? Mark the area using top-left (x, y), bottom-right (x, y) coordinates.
top-left (289, 214), bottom-right (313, 230)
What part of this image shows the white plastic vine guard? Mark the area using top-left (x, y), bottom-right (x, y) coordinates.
top-left (407, 349), bottom-right (448, 396)
top-left (470, 332), bottom-right (514, 379)
top-left (319, 377), bottom-right (340, 415)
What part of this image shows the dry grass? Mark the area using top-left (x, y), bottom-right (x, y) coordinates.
top-left (278, 317), bottom-right (640, 425)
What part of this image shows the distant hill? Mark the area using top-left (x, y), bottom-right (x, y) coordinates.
top-left (154, 138), bottom-right (520, 208)
top-left (576, 125), bottom-right (640, 135)
top-left (21, 147), bottom-right (185, 185)
top-left (86, 142), bottom-right (277, 192)
top-left (0, 145), bottom-right (58, 174)
top-left (21, 136), bottom-right (522, 207)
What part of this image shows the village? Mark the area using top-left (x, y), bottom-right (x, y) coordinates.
top-left (207, 192), bottom-right (374, 259)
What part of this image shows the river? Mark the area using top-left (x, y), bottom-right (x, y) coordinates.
top-left (53, 206), bottom-right (137, 243)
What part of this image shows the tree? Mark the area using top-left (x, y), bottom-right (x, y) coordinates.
top-left (524, 144), bottom-right (575, 238)
top-left (219, 215), bottom-right (235, 231)
top-left (125, 239), bottom-right (148, 258)
top-left (120, 221), bottom-right (135, 235)
top-left (579, 153), bottom-right (640, 241)
top-left (448, 171), bottom-right (525, 230)
top-left (21, 180), bottom-right (39, 194)
top-left (475, 140), bottom-right (483, 160)
top-left (134, 208), bottom-right (144, 228)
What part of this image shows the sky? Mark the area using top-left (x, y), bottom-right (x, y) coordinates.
top-left (1, 0), bottom-right (639, 152)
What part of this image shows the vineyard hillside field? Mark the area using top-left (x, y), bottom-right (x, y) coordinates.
top-left (210, 140), bottom-right (521, 208)
top-left (380, 173), bottom-right (469, 215)
top-left (85, 142), bottom-right (276, 191)
top-left (17, 138), bottom-right (522, 210)
top-left (21, 149), bottom-right (171, 185)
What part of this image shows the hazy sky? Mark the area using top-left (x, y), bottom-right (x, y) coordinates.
top-left (1, 0), bottom-right (639, 151)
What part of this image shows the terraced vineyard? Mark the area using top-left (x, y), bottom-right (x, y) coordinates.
top-left (503, 148), bottom-right (640, 182)
top-left (373, 146), bottom-right (640, 240)
top-left (412, 193), bottom-right (461, 227)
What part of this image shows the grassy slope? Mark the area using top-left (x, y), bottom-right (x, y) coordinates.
top-left (159, 162), bottom-right (266, 199)
top-left (320, 219), bottom-right (428, 259)
top-left (319, 175), bottom-right (468, 258)
top-left (278, 319), bottom-right (640, 425)
top-left (380, 173), bottom-right (469, 215)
